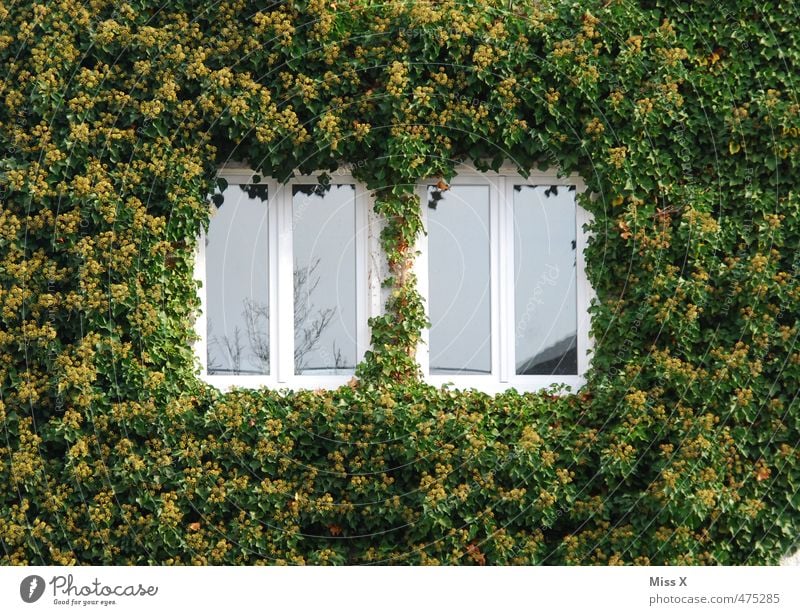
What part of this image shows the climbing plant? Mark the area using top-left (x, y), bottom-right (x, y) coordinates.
top-left (1, 0), bottom-right (799, 564)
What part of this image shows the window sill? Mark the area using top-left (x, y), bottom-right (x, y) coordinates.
top-left (199, 373), bottom-right (356, 392)
top-left (199, 372), bottom-right (584, 395)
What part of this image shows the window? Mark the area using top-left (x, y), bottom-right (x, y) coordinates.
top-left (195, 164), bottom-right (592, 392)
top-left (415, 167), bottom-right (592, 393)
top-left (291, 183), bottom-right (358, 374)
top-left (426, 184), bottom-right (492, 375)
top-left (194, 167), bottom-right (379, 390)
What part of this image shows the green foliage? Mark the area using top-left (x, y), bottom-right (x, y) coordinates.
top-left (0, 0), bottom-right (799, 564)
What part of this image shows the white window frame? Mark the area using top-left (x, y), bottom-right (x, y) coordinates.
top-left (194, 163), bottom-right (593, 393)
top-left (194, 164), bottom-right (382, 391)
top-left (415, 164), bottom-right (594, 394)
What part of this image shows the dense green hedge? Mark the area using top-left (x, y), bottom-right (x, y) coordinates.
top-left (1, 0), bottom-right (799, 564)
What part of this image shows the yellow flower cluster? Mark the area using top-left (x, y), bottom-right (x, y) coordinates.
top-left (253, 9), bottom-right (295, 44)
top-left (497, 77), bottom-right (518, 109)
top-left (608, 146), bottom-right (627, 168)
top-left (635, 97), bottom-right (654, 117)
top-left (625, 390), bottom-right (648, 410)
top-left (317, 111), bottom-right (342, 150)
top-left (386, 61), bottom-right (409, 96)
top-left (585, 117), bottom-right (605, 137)
top-left (472, 44), bottom-right (497, 70)
top-left (626, 35), bottom-right (643, 53)
top-left (420, 472), bottom-right (448, 504)
top-left (552, 39), bottom-right (575, 58)
top-left (582, 11), bottom-right (600, 39)
top-left (518, 424), bottom-right (543, 451)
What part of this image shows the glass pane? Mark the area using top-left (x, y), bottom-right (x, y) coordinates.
top-left (206, 184), bottom-right (270, 375)
top-left (513, 185), bottom-right (577, 375)
top-left (293, 184), bottom-right (357, 374)
top-left (427, 185), bottom-right (491, 375)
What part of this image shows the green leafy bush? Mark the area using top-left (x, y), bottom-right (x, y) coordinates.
top-left (0, 0), bottom-right (798, 564)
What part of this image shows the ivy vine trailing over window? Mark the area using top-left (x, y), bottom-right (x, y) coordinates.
top-left (0, 0), bottom-right (799, 565)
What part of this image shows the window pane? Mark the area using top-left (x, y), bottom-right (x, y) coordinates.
top-left (293, 184), bottom-right (357, 374)
top-left (427, 185), bottom-right (491, 375)
top-left (513, 185), bottom-right (577, 375)
top-left (206, 184), bottom-right (270, 375)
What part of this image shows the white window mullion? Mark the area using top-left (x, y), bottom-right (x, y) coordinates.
top-left (277, 181), bottom-right (294, 383)
top-left (415, 183), bottom-right (430, 377)
top-left (489, 178), bottom-right (502, 381)
top-left (267, 179), bottom-right (279, 382)
top-left (498, 177), bottom-right (514, 383)
top-left (366, 192), bottom-right (385, 329)
top-left (355, 183), bottom-right (369, 364)
top-left (575, 183), bottom-right (594, 379)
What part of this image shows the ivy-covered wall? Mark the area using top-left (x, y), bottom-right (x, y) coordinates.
top-left (1, 0), bottom-right (799, 564)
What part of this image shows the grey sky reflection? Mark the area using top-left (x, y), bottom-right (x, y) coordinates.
top-left (428, 185), bottom-right (492, 374)
top-left (292, 184), bottom-right (357, 374)
top-left (514, 185), bottom-right (577, 375)
top-left (206, 184), bottom-right (269, 375)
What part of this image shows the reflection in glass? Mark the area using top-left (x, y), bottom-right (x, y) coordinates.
top-left (292, 184), bottom-right (357, 374)
top-left (206, 184), bottom-right (270, 375)
top-left (513, 185), bottom-right (577, 375)
top-left (427, 185), bottom-right (491, 375)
